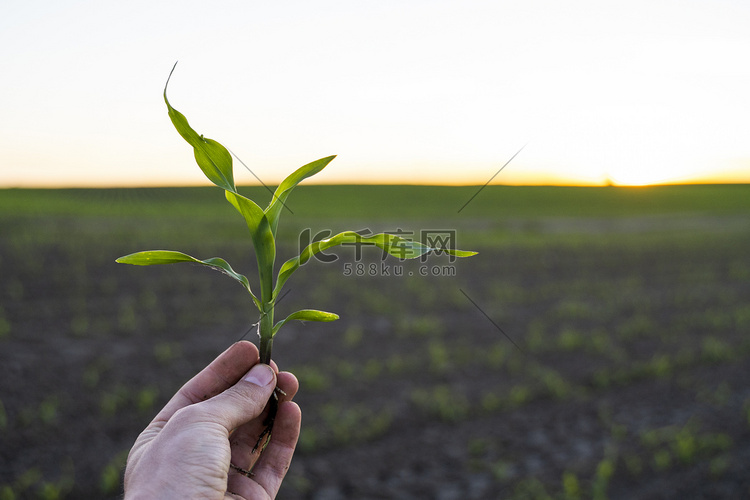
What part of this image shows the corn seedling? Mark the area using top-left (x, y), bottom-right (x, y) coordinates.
top-left (116, 64), bottom-right (476, 457)
top-left (591, 456), bottom-right (615, 500)
top-left (561, 471), bottom-right (582, 500)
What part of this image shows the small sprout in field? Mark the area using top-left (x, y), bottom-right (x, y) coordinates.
top-left (117, 300), bottom-right (138, 334)
top-left (589, 328), bottom-right (611, 354)
top-left (342, 323), bottom-right (363, 347)
top-left (561, 471), bottom-right (582, 500)
top-left (296, 427), bottom-right (320, 454)
top-left (699, 432), bottom-right (732, 454)
top-left (524, 319), bottom-right (546, 352)
top-left (610, 423), bottom-right (628, 441)
top-left (385, 353), bottom-right (408, 375)
top-left (591, 458), bottom-right (615, 500)
top-left (648, 354), bottom-right (672, 378)
top-left (709, 454), bottom-right (731, 477)
top-left (318, 402), bottom-right (393, 446)
top-left (100, 450), bottom-right (129, 495)
top-left (290, 366), bottom-right (331, 393)
top-left (0, 307), bottom-right (11, 339)
top-left (0, 399), bottom-right (7, 432)
top-left (15, 468), bottom-right (43, 496)
top-left (139, 289), bottom-right (159, 310)
top-left (17, 397), bottom-right (62, 429)
top-left (3, 463), bottom-right (73, 500)
top-left (467, 437), bottom-right (490, 457)
top-left (701, 336), bottom-right (733, 363)
top-left (707, 381), bottom-right (732, 407)
top-left (485, 342), bottom-right (509, 369)
top-left (481, 391), bottom-right (503, 413)
top-left (83, 357), bottom-right (111, 389)
top-left (362, 359), bottom-right (382, 380)
top-left (491, 460), bottom-right (515, 481)
top-left (554, 299), bottom-right (594, 321)
top-left (136, 387), bottom-right (160, 414)
top-left (334, 359), bottom-right (355, 380)
top-left (508, 384), bottom-right (533, 408)
top-left (592, 370), bottom-right (611, 389)
top-left (99, 385), bottom-right (130, 418)
top-left (557, 327), bottom-right (585, 351)
top-left (536, 367), bottom-right (572, 400)
top-left (410, 385), bottom-right (469, 422)
top-left (512, 478), bottom-right (549, 497)
top-left (652, 448), bottom-right (672, 471)
top-left (38, 396), bottom-right (59, 426)
top-left (427, 340), bottom-right (451, 373)
top-left (0, 485), bottom-right (13, 500)
top-left (734, 304), bottom-right (750, 328)
top-left (672, 425), bottom-right (698, 464)
top-left (398, 314), bottom-right (443, 338)
top-left (38, 474), bottom-right (75, 500)
top-left (153, 341), bottom-right (182, 364)
top-left (617, 314), bottom-right (654, 340)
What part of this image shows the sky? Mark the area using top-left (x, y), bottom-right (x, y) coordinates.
top-left (1, 0), bottom-right (749, 187)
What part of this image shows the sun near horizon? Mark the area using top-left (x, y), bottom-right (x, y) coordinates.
top-left (2, 144), bottom-right (748, 188)
top-left (3, 167), bottom-right (748, 189)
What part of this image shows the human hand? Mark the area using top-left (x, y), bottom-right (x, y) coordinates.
top-left (123, 341), bottom-right (301, 499)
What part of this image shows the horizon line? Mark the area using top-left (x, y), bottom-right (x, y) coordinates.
top-left (2, 180), bottom-right (749, 190)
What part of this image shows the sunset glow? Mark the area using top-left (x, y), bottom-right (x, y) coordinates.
top-left (1, 1), bottom-right (749, 187)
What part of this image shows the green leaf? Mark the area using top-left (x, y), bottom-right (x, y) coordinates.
top-left (225, 191), bottom-right (267, 234)
top-left (224, 191), bottom-right (276, 303)
top-left (164, 64), bottom-right (236, 193)
top-left (272, 309), bottom-right (339, 336)
top-left (265, 155), bottom-right (336, 236)
top-left (116, 250), bottom-right (259, 308)
top-left (272, 231), bottom-right (477, 299)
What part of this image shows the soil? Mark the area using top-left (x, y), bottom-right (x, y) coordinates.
top-left (1, 225), bottom-right (749, 499)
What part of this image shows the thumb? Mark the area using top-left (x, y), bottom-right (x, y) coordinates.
top-left (197, 363), bottom-right (277, 431)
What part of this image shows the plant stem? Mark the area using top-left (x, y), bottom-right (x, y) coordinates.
top-left (250, 239), bottom-right (277, 463)
top-left (248, 304), bottom-right (277, 465)
top-left (258, 308), bottom-right (274, 365)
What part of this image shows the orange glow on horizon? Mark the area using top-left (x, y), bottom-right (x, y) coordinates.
top-left (2, 152), bottom-right (748, 189)
top-left (3, 171), bottom-right (748, 189)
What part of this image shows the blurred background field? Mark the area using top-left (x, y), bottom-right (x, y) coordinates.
top-left (1, 184), bottom-right (749, 499)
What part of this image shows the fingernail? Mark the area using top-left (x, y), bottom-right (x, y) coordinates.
top-left (243, 364), bottom-right (274, 387)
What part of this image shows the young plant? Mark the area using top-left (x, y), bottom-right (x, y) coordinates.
top-left (116, 65), bottom-right (477, 454)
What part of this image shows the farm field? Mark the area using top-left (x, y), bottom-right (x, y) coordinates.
top-left (1, 184), bottom-right (749, 499)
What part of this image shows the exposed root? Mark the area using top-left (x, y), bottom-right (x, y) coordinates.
top-left (251, 386), bottom-right (284, 456)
